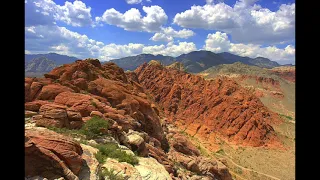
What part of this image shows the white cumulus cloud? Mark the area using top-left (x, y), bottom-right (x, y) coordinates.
top-left (25, 24), bottom-right (197, 60)
top-left (174, 1), bottom-right (295, 44)
top-left (204, 31), bottom-right (295, 62)
top-left (32, 0), bottom-right (93, 27)
top-left (150, 27), bottom-right (195, 42)
top-left (96, 5), bottom-right (168, 32)
top-left (126, 0), bottom-right (142, 4)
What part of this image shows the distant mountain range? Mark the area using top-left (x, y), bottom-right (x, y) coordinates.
top-left (25, 51), bottom-right (283, 76)
top-left (110, 54), bottom-right (176, 71)
top-left (25, 53), bottom-right (78, 65)
top-left (25, 57), bottom-right (57, 72)
top-left (111, 50), bottom-right (281, 73)
top-left (25, 53), bottom-right (79, 77)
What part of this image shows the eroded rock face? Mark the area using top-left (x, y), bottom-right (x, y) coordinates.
top-left (25, 100), bottom-right (53, 112)
top-left (34, 103), bottom-right (83, 129)
top-left (37, 84), bottom-right (74, 100)
top-left (25, 127), bottom-right (83, 180)
top-left (135, 62), bottom-right (281, 147)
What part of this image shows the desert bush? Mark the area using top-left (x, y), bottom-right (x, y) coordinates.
top-left (47, 126), bottom-right (80, 136)
top-left (95, 151), bottom-right (106, 164)
top-left (216, 149), bottom-right (226, 155)
top-left (80, 116), bottom-right (109, 139)
top-left (279, 114), bottom-right (293, 120)
top-left (99, 168), bottom-right (124, 180)
top-left (95, 143), bottom-right (139, 165)
top-left (90, 99), bottom-right (98, 107)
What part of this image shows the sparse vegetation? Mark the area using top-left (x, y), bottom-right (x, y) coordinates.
top-left (99, 168), bottom-right (124, 180)
top-left (47, 126), bottom-right (82, 137)
top-left (80, 116), bottom-right (109, 139)
top-left (216, 149), bottom-right (226, 155)
top-left (48, 116), bottom-right (109, 139)
top-left (90, 99), bottom-right (98, 108)
top-left (95, 143), bottom-right (139, 165)
top-left (279, 114), bottom-right (293, 120)
top-left (234, 167), bottom-right (243, 174)
top-left (197, 145), bottom-right (209, 157)
top-left (95, 151), bottom-right (106, 164)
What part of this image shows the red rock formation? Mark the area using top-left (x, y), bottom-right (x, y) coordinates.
top-left (25, 127), bottom-right (83, 180)
top-left (34, 103), bottom-right (83, 129)
top-left (135, 62), bottom-right (281, 147)
top-left (25, 100), bottom-right (53, 112)
top-left (25, 59), bottom-right (168, 150)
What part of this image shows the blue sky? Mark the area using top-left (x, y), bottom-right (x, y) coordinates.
top-left (25, 0), bottom-right (295, 64)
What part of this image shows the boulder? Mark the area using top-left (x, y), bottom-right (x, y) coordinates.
top-left (102, 159), bottom-right (142, 180)
top-left (35, 104), bottom-right (83, 129)
top-left (25, 100), bottom-right (53, 112)
top-left (90, 111), bottom-right (103, 118)
top-left (67, 110), bottom-right (82, 121)
top-left (36, 84), bottom-right (74, 100)
top-left (55, 92), bottom-right (106, 117)
top-left (126, 131), bottom-right (148, 157)
top-left (25, 111), bottom-right (38, 118)
top-left (135, 157), bottom-right (172, 180)
top-left (78, 144), bottom-right (99, 180)
top-left (170, 134), bottom-right (200, 156)
top-left (36, 104), bottom-right (69, 128)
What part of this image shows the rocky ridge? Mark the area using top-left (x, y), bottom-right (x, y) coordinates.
top-left (135, 61), bottom-right (282, 148)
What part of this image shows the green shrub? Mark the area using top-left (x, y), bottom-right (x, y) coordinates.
top-left (47, 126), bottom-right (80, 136)
top-left (95, 143), bottom-right (139, 165)
top-left (95, 151), bottom-right (106, 164)
top-left (80, 116), bottom-right (109, 139)
top-left (99, 168), bottom-right (124, 180)
top-left (90, 100), bottom-right (98, 107)
top-left (216, 149), bottom-right (226, 155)
top-left (279, 114), bottom-right (293, 120)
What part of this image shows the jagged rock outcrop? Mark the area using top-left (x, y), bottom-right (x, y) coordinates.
top-left (32, 103), bottom-right (84, 129)
top-left (135, 62), bottom-right (281, 147)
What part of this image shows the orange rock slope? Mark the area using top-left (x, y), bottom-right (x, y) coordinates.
top-left (135, 62), bottom-right (282, 147)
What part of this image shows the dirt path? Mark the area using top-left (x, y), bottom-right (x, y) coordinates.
top-left (215, 153), bottom-right (281, 180)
